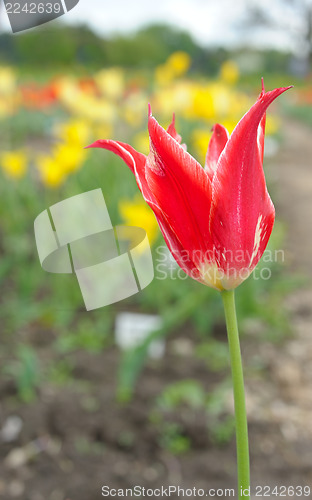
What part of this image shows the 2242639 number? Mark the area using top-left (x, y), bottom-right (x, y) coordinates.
top-left (255, 485), bottom-right (311, 497)
top-left (5, 3), bottom-right (62, 14)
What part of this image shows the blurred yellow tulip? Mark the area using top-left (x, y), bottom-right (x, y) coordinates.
top-left (191, 129), bottom-right (212, 165)
top-left (119, 195), bottom-right (159, 246)
top-left (0, 66), bottom-right (16, 95)
top-left (155, 51), bottom-right (191, 86)
top-left (220, 60), bottom-right (240, 85)
top-left (1, 151), bottom-right (27, 179)
top-left (36, 155), bottom-right (67, 188)
top-left (167, 51), bottom-right (191, 77)
top-left (95, 68), bottom-right (125, 100)
top-left (54, 119), bottom-right (91, 146)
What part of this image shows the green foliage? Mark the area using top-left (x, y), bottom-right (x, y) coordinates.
top-left (74, 436), bottom-right (105, 456)
top-left (3, 345), bottom-right (41, 402)
top-left (55, 315), bottom-right (112, 353)
top-left (0, 22), bottom-right (293, 75)
top-left (48, 359), bottom-right (73, 385)
top-left (285, 103), bottom-right (312, 128)
top-left (157, 379), bottom-right (207, 410)
top-left (0, 23), bottom-right (203, 70)
top-left (151, 379), bottom-right (235, 451)
top-left (105, 24), bottom-right (201, 68)
top-left (158, 422), bottom-right (191, 455)
top-left (7, 23), bottom-right (106, 68)
top-left (196, 340), bottom-right (229, 371)
top-left (209, 416), bottom-right (235, 445)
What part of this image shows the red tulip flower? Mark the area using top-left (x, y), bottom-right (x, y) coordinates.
top-left (86, 81), bottom-right (292, 498)
top-left (87, 82), bottom-right (291, 291)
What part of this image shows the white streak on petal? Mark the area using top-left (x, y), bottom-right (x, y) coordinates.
top-left (249, 215), bottom-right (263, 267)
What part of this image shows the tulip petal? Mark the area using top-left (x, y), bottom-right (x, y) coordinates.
top-left (87, 139), bottom-right (156, 206)
top-left (210, 86), bottom-right (291, 281)
top-left (257, 113), bottom-right (266, 165)
top-left (86, 139), bottom-right (145, 177)
top-left (257, 79), bottom-right (266, 164)
top-left (167, 113), bottom-right (187, 151)
top-left (87, 139), bottom-right (201, 280)
top-left (146, 112), bottom-right (213, 267)
top-left (205, 123), bottom-right (229, 181)
top-left (157, 216), bottom-right (202, 281)
top-left (87, 139), bottom-right (162, 220)
top-left (167, 113), bottom-right (182, 143)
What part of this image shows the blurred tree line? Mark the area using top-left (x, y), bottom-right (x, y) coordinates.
top-left (0, 22), bottom-right (293, 75)
top-left (238, 0), bottom-right (312, 67)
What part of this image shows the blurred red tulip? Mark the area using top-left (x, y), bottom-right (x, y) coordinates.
top-left (20, 81), bottom-right (59, 110)
top-left (78, 78), bottom-right (98, 96)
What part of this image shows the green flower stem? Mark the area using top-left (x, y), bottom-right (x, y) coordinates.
top-left (221, 289), bottom-right (250, 500)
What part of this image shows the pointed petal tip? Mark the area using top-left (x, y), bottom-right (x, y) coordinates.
top-left (212, 123), bottom-right (227, 135)
top-left (258, 83), bottom-right (293, 102)
top-left (84, 140), bottom-right (102, 149)
top-left (148, 103), bottom-right (152, 117)
top-left (270, 84), bottom-right (293, 95)
top-left (280, 85), bottom-right (294, 92)
top-left (257, 84), bottom-right (293, 107)
top-left (272, 84), bottom-right (294, 100)
top-left (205, 123), bottom-right (229, 178)
top-left (85, 139), bottom-right (128, 150)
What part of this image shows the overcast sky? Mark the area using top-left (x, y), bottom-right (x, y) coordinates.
top-left (0, 0), bottom-right (308, 52)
